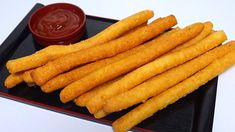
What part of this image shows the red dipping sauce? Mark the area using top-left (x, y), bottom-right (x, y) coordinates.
top-left (33, 9), bottom-right (80, 38)
top-left (28, 3), bottom-right (86, 47)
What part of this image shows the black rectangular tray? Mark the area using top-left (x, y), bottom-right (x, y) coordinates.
top-left (0, 3), bottom-right (216, 132)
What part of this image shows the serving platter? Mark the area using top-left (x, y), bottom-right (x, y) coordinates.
top-left (0, 3), bottom-right (216, 132)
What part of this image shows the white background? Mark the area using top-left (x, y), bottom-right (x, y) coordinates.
top-left (0, 0), bottom-right (235, 132)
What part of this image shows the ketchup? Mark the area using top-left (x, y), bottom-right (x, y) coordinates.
top-left (33, 9), bottom-right (80, 38)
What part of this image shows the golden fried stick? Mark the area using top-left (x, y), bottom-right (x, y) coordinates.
top-left (4, 73), bottom-right (24, 88)
top-left (112, 48), bottom-right (235, 132)
top-left (73, 68), bottom-right (138, 107)
top-left (60, 22), bottom-right (203, 104)
top-left (42, 28), bottom-right (179, 93)
top-left (104, 41), bottom-right (235, 113)
top-left (22, 69), bottom-right (34, 84)
top-left (74, 77), bottom-right (122, 107)
top-left (41, 26), bottom-right (151, 93)
top-left (85, 31), bottom-right (226, 114)
top-left (172, 21), bottom-right (213, 52)
top-left (41, 55), bottom-right (133, 93)
top-left (73, 29), bottom-right (179, 106)
top-left (6, 10), bottom-right (154, 74)
top-left (94, 109), bottom-right (110, 119)
top-left (32, 15), bottom-right (177, 86)
top-left (74, 85), bottom-right (110, 107)
top-left (123, 22), bottom-right (148, 35)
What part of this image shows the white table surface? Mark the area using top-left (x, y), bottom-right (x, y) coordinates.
top-left (1, 0), bottom-right (235, 132)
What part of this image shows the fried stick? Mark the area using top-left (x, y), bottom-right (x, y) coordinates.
top-left (6, 10), bottom-right (154, 73)
top-left (172, 21), bottom-right (213, 52)
top-left (22, 69), bottom-right (34, 84)
top-left (112, 47), bottom-right (235, 132)
top-left (42, 28), bottom-right (179, 93)
top-left (86, 31), bottom-right (226, 114)
top-left (3, 69), bottom-right (34, 88)
top-left (32, 15), bottom-right (177, 86)
top-left (104, 41), bottom-right (235, 113)
top-left (74, 76), bottom-right (122, 107)
top-left (60, 22), bottom-right (203, 104)
top-left (94, 109), bottom-right (110, 119)
top-left (123, 22), bottom-right (148, 35)
top-left (4, 72), bottom-right (24, 88)
top-left (73, 29), bottom-right (179, 106)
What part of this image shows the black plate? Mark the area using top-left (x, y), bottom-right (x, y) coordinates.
top-left (0, 3), bottom-right (216, 132)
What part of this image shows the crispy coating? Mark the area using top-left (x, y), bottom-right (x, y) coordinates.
top-left (94, 109), bottom-right (110, 119)
top-left (6, 10), bottom-right (154, 73)
top-left (32, 15), bottom-right (177, 86)
top-left (42, 28), bottom-right (179, 93)
top-left (172, 21), bottom-right (213, 52)
top-left (112, 48), bottom-right (235, 132)
top-left (84, 23), bottom-right (205, 113)
top-left (90, 31), bottom-right (226, 113)
top-left (22, 69), bottom-right (34, 84)
top-left (73, 29), bottom-right (179, 108)
top-left (4, 72), bottom-right (24, 88)
top-left (62, 22), bottom-right (203, 108)
top-left (74, 77), bottom-right (122, 107)
top-left (104, 41), bottom-right (235, 113)
top-left (123, 22), bottom-right (147, 35)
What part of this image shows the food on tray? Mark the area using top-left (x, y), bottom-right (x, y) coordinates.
top-left (41, 29), bottom-right (177, 93)
top-left (22, 70), bottom-right (34, 84)
top-left (4, 9), bottom-right (235, 132)
top-left (85, 30), bottom-right (226, 114)
top-left (59, 21), bottom-right (202, 104)
top-left (31, 15), bottom-right (177, 86)
top-left (74, 76), bottom-right (123, 107)
top-left (4, 73), bottom-right (24, 88)
top-left (172, 21), bottom-right (213, 52)
top-left (6, 10), bottom-right (153, 74)
top-left (104, 41), bottom-right (235, 113)
top-left (112, 47), bottom-right (235, 132)
top-left (94, 109), bottom-right (110, 119)
top-left (124, 22), bottom-right (148, 35)
top-left (73, 29), bottom-right (179, 107)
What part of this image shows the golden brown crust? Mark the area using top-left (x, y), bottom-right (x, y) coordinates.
top-left (104, 41), bottom-right (235, 113)
top-left (41, 27), bottom-right (170, 93)
top-left (6, 10), bottom-right (154, 74)
top-left (172, 21), bottom-right (213, 52)
top-left (84, 22), bottom-right (205, 113)
top-left (33, 15), bottom-right (177, 86)
top-left (112, 45), bottom-right (235, 132)
top-left (94, 109), bottom-right (110, 119)
top-left (22, 69), bottom-right (34, 84)
top-left (4, 72), bottom-right (24, 88)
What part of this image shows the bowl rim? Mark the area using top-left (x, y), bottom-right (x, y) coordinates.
top-left (28, 3), bottom-right (86, 41)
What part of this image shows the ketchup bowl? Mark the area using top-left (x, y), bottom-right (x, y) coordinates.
top-left (28, 3), bottom-right (86, 47)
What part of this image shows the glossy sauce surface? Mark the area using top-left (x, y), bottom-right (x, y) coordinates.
top-left (33, 9), bottom-right (80, 37)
